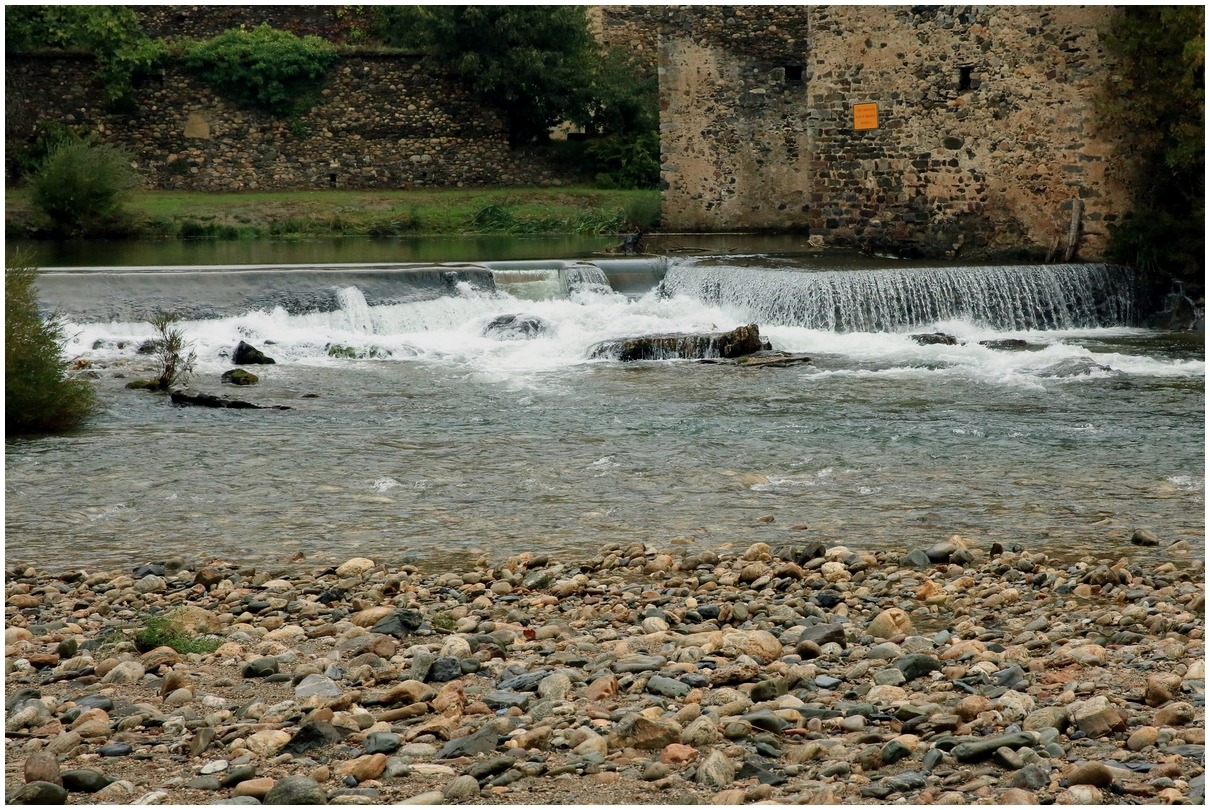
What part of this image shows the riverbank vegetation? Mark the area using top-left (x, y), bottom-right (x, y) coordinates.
top-left (5, 262), bottom-right (97, 434)
top-left (1100, 6), bottom-right (1204, 291)
top-left (5, 187), bottom-right (660, 241)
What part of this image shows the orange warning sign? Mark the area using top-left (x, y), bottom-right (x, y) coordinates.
top-left (853, 102), bottom-right (879, 130)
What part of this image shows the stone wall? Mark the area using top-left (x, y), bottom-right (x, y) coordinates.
top-left (657, 5), bottom-right (1136, 259)
top-left (6, 53), bottom-right (581, 191)
top-left (133, 6), bottom-right (375, 43)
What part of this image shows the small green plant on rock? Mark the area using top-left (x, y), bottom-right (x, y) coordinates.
top-left (134, 614), bottom-right (221, 654)
top-left (128, 313), bottom-right (196, 391)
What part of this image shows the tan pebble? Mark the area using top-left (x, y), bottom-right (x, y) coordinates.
top-left (592, 771), bottom-right (620, 784)
top-left (712, 788), bottom-right (746, 804)
top-left (999, 788), bottom-right (1038, 804)
top-left (660, 743), bottom-right (698, 764)
top-left (234, 778), bottom-right (275, 799)
top-left (309, 765), bottom-right (330, 782)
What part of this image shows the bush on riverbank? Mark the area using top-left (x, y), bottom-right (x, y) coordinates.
top-left (30, 139), bottom-right (138, 236)
top-left (5, 263), bottom-right (96, 434)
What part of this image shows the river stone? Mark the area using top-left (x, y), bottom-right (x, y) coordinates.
top-left (24, 751), bottom-right (61, 785)
top-left (101, 660), bottom-right (145, 684)
top-left (397, 791), bottom-right (445, 805)
top-left (97, 742), bottom-right (133, 757)
top-left (1068, 762), bottom-right (1113, 787)
top-left (443, 775), bottom-right (480, 801)
top-left (427, 657), bottom-right (461, 683)
top-left (952, 731), bottom-right (1035, 762)
top-left (242, 657), bottom-right (279, 678)
top-left (9, 781), bottom-right (68, 804)
top-left (295, 674), bottom-right (342, 698)
top-left (899, 549), bottom-right (931, 567)
top-left (894, 654), bottom-right (942, 681)
top-left (438, 723), bottom-right (501, 758)
top-left (608, 714), bottom-right (681, 750)
top-left (482, 314), bottom-right (550, 341)
top-left (1009, 764), bottom-right (1048, 790)
top-left (743, 709), bottom-right (788, 733)
top-left (221, 765), bottom-right (258, 788)
top-left (496, 670), bottom-right (551, 692)
top-left (212, 798), bottom-right (261, 806)
top-left (696, 750), bottom-right (735, 788)
top-left (263, 775), bottom-right (327, 805)
top-left (868, 608), bottom-right (912, 639)
top-left (370, 609), bottom-right (424, 639)
top-left (246, 730), bottom-right (291, 757)
top-left (614, 654), bottom-right (666, 673)
top-left (61, 769), bottom-right (111, 793)
top-left (184, 776), bottom-right (222, 790)
top-left (484, 691), bottom-right (529, 710)
top-left (647, 675), bottom-right (691, 698)
top-left (537, 672), bottom-right (573, 701)
top-left (798, 624), bottom-right (847, 647)
top-left (1155, 702), bottom-right (1196, 727)
top-left (364, 732), bottom-right (403, 755)
top-left (1069, 696), bottom-right (1125, 737)
top-left (281, 722), bottom-right (348, 756)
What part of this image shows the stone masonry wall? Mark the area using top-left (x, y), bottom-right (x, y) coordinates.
top-left (6, 53), bottom-right (581, 191)
top-left (657, 5), bottom-right (1136, 259)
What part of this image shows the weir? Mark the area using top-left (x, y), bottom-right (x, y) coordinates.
top-left (35, 256), bottom-right (1144, 334)
top-left (33, 259), bottom-right (668, 323)
top-left (660, 260), bottom-right (1142, 332)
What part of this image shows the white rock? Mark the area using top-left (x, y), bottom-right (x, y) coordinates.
top-left (336, 558), bottom-right (375, 577)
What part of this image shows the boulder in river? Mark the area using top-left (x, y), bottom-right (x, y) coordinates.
top-left (911, 332), bottom-right (961, 346)
top-left (483, 314), bottom-right (551, 340)
top-left (233, 341), bottom-right (275, 365)
top-left (221, 369), bottom-right (259, 386)
top-left (590, 323), bottom-right (767, 361)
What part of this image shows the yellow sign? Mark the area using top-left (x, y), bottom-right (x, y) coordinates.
top-left (853, 102), bottom-right (879, 131)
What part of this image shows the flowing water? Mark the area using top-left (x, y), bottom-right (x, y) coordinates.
top-left (6, 252), bottom-right (1203, 574)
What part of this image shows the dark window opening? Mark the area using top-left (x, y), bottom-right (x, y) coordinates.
top-left (959, 65), bottom-right (973, 91)
top-left (784, 65), bottom-right (804, 84)
top-left (329, 173), bottom-right (337, 187)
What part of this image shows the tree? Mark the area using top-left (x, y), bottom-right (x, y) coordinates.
top-left (1099, 7), bottom-right (1204, 286)
top-left (378, 6), bottom-right (598, 146)
top-left (6, 262), bottom-right (97, 434)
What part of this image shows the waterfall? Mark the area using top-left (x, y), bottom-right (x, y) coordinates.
top-left (659, 260), bottom-right (1140, 332)
top-left (560, 262), bottom-right (612, 296)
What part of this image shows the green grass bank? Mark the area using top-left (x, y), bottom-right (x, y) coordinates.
top-left (5, 187), bottom-right (661, 241)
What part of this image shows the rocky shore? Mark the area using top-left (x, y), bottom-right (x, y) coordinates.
top-left (5, 536), bottom-right (1205, 805)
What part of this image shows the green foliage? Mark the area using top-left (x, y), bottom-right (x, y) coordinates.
top-left (183, 25), bottom-right (338, 116)
top-left (30, 139), bottom-right (137, 234)
top-left (6, 6), bottom-right (166, 103)
top-left (624, 193), bottom-right (663, 232)
top-left (1100, 7), bottom-right (1204, 283)
top-left (134, 614), bottom-right (221, 654)
top-left (588, 132), bottom-right (661, 191)
top-left (5, 262), bottom-right (97, 435)
top-left (148, 313), bottom-right (196, 391)
top-left (7, 121), bottom-right (86, 182)
top-left (378, 6), bottom-right (598, 146)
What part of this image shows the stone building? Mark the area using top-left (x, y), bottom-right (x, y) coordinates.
top-left (6, 6), bottom-right (1136, 258)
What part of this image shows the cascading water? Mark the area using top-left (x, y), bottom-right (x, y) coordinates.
top-left (660, 259), bottom-right (1140, 332)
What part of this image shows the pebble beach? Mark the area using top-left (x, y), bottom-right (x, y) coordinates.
top-left (5, 534), bottom-right (1205, 805)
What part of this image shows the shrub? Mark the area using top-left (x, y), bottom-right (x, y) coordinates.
top-left (588, 132), bottom-right (661, 191)
top-left (5, 263), bottom-right (97, 434)
top-left (183, 25), bottom-right (338, 116)
top-left (30, 140), bottom-right (137, 233)
top-left (148, 313), bottom-right (197, 390)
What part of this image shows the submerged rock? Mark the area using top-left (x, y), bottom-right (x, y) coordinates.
top-left (170, 390), bottom-right (290, 410)
top-left (590, 323), bottom-right (767, 361)
top-left (483, 314), bottom-right (551, 340)
top-left (911, 332), bottom-right (961, 346)
top-left (221, 369), bottom-right (259, 385)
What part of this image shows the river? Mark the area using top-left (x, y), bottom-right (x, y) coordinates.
top-left (5, 240), bottom-right (1203, 575)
